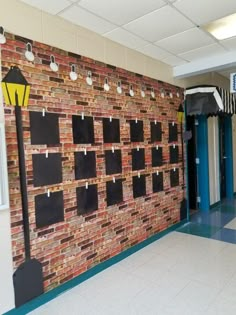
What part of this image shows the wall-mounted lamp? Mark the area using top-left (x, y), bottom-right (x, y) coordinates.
top-left (69, 64), bottom-right (77, 81)
top-left (86, 71), bottom-right (92, 86)
top-left (141, 85), bottom-right (145, 98)
top-left (177, 90), bottom-right (180, 98)
top-left (129, 84), bottom-right (134, 97)
top-left (151, 87), bottom-right (155, 98)
top-left (117, 81), bottom-right (122, 94)
top-left (104, 77), bottom-right (110, 92)
top-left (0, 26), bottom-right (6, 44)
top-left (50, 55), bottom-right (59, 72)
top-left (160, 88), bottom-right (165, 98)
top-left (25, 43), bottom-right (34, 62)
top-left (169, 92), bottom-right (173, 98)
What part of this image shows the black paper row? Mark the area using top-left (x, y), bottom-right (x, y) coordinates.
top-left (30, 112), bottom-right (178, 145)
top-left (35, 169), bottom-right (179, 228)
top-left (32, 146), bottom-right (180, 187)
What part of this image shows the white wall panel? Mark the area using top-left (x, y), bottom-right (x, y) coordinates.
top-left (208, 117), bottom-right (220, 205)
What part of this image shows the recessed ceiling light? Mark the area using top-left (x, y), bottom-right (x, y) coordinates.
top-left (202, 13), bottom-right (236, 40)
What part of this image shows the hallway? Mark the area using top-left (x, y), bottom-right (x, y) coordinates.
top-left (28, 200), bottom-right (236, 315)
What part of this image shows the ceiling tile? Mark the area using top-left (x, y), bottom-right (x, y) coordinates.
top-left (155, 28), bottom-right (215, 54)
top-left (174, 0), bottom-right (236, 25)
top-left (162, 55), bottom-right (188, 66)
top-left (179, 44), bottom-right (227, 62)
top-left (104, 28), bottom-right (149, 49)
top-left (136, 44), bottom-right (173, 61)
top-left (124, 5), bottom-right (194, 42)
top-left (20, 0), bottom-right (71, 15)
top-left (78, 0), bottom-right (165, 25)
top-left (59, 5), bottom-right (117, 34)
top-left (221, 37), bottom-right (236, 51)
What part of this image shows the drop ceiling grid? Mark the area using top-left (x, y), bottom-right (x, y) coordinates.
top-left (18, 0), bottom-right (236, 70)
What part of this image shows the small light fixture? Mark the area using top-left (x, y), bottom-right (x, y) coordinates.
top-left (104, 77), bottom-right (110, 92)
top-left (25, 42), bottom-right (34, 62)
top-left (86, 71), bottom-right (92, 86)
top-left (50, 55), bottom-right (59, 72)
top-left (160, 88), bottom-right (165, 98)
top-left (0, 26), bottom-right (6, 44)
top-left (203, 12), bottom-right (236, 40)
top-left (117, 81), bottom-right (122, 94)
top-left (69, 64), bottom-right (77, 81)
top-left (169, 92), bottom-right (173, 98)
top-left (177, 90), bottom-right (180, 98)
top-left (129, 84), bottom-right (134, 97)
top-left (151, 87), bottom-right (155, 98)
top-left (140, 85), bottom-right (145, 98)
top-left (1, 66), bottom-right (30, 107)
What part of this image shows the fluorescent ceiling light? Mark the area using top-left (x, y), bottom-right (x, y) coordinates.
top-left (203, 13), bottom-right (236, 40)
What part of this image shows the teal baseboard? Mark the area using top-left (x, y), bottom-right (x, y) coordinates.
top-left (4, 219), bottom-right (187, 315)
top-left (210, 201), bottom-right (221, 209)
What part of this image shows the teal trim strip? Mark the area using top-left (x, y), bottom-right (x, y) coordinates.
top-left (224, 116), bottom-right (234, 199)
top-left (4, 219), bottom-right (187, 315)
top-left (184, 100), bottom-right (190, 221)
top-left (196, 115), bottom-right (210, 211)
top-left (210, 201), bottom-right (221, 209)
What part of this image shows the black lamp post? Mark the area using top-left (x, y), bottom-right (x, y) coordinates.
top-left (1, 66), bottom-right (44, 307)
top-left (2, 66), bottom-right (31, 258)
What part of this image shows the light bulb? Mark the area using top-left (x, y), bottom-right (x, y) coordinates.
top-left (0, 26), bottom-right (6, 44)
top-left (104, 77), bottom-right (110, 91)
top-left (50, 55), bottom-right (59, 72)
top-left (69, 64), bottom-right (77, 81)
top-left (129, 85), bottom-right (134, 97)
top-left (86, 71), bottom-right (92, 85)
top-left (25, 42), bottom-right (34, 62)
top-left (117, 81), bottom-right (122, 94)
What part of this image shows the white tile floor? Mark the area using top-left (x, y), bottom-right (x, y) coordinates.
top-left (224, 217), bottom-right (236, 230)
top-left (29, 232), bottom-right (236, 315)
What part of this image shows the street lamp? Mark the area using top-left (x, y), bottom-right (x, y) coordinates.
top-left (1, 66), bottom-right (44, 307)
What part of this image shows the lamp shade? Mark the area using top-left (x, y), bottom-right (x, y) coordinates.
top-left (177, 103), bottom-right (184, 123)
top-left (1, 66), bottom-right (30, 106)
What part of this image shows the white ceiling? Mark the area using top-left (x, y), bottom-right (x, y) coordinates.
top-left (19, 0), bottom-right (236, 79)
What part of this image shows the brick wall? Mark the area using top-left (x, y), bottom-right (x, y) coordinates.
top-left (1, 33), bottom-right (184, 291)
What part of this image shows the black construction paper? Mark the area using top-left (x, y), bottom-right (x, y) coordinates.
top-left (152, 172), bottom-right (164, 193)
top-left (106, 179), bottom-right (123, 206)
top-left (130, 120), bottom-right (144, 142)
top-left (105, 150), bottom-right (122, 175)
top-left (74, 151), bottom-right (96, 180)
top-left (103, 118), bottom-right (120, 143)
top-left (76, 184), bottom-right (98, 215)
top-left (170, 169), bottom-right (179, 187)
top-left (35, 191), bottom-right (64, 228)
top-left (72, 115), bottom-right (95, 144)
top-left (169, 145), bottom-right (179, 164)
top-left (132, 148), bottom-right (145, 171)
top-left (152, 147), bottom-right (163, 167)
top-left (150, 121), bottom-right (162, 142)
top-left (32, 153), bottom-right (62, 187)
top-left (133, 175), bottom-right (146, 198)
top-left (168, 122), bottom-right (178, 142)
top-left (30, 111), bottom-right (60, 145)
